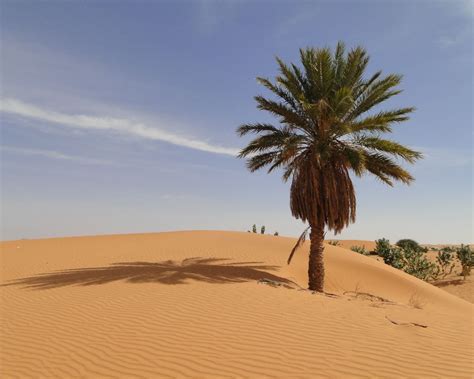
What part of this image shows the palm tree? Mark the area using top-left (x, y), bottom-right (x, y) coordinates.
top-left (237, 42), bottom-right (422, 292)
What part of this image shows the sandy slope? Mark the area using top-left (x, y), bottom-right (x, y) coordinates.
top-left (1, 231), bottom-right (472, 378)
top-left (327, 239), bottom-right (376, 252)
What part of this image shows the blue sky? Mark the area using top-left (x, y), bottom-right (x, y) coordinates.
top-left (1, 0), bottom-right (472, 243)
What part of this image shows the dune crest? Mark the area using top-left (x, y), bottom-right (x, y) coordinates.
top-left (1, 231), bottom-right (472, 378)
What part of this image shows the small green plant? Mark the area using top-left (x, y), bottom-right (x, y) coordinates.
top-left (433, 250), bottom-right (455, 279)
top-left (274, 231), bottom-right (279, 236)
top-left (261, 225), bottom-right (265, 234)
top-left (379, 243), bottom-right (405, 270)
top-left (396, 239), bottom-right (422, 252)
top-left (402, 249), bottom-right (437, 281)
top-left (351, 246), bottom-right (369, 255)
top-left (375, 238), bottom-right (391, 257)
top-left (328, 240), bottom-right (340, 246)
top-left (441, 246), bottom-right (455, 253)
top-left (252, 224), bottom-right (257, 233)
top-left (456, 244), bottom-right (473, 279)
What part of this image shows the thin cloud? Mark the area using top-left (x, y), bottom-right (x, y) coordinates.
top-left (415, 146), bottom-right (472, 168)
top-left (1, 145), bottom-right (116, 166)
top-left (0, 98), bottom-right (239, 156)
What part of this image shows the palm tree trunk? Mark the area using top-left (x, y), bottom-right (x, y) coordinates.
top-left (308, 223), bottom-right (325, 292)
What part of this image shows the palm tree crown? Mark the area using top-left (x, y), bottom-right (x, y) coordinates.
top-left (238, 42), bottom-right (421, 234)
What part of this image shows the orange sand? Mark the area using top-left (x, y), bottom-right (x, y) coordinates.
top-left (327, 239), bottom-right (376, 251)
top-left (1, 231), bottom-right (473, 378)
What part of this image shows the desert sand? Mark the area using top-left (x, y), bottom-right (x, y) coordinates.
top-left (1, 231), bottom-right (472, 378)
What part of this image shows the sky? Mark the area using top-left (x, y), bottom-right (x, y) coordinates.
top-left (0, 0), bottom-right (472, 243)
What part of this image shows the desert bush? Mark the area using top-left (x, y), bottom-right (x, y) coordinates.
top-left (441, 246), bottom-right (455, 253)
top-left (252, 224), bottom-right (257, 233)
top-left (351, 246), bottom-right (369, 255)
top-left (381, 246), bottom-right (405, 270)
top-left (261, 225), bottom-right (265, 234)
top-left (456, 244), bottom-right (473, 279)
top-left (433, 250), bottom-right (455, 279)
top-left (376, 239), bottom-right (435, 279)
top-left (375, 238), bottom-right (391, 257)
top-left (274, 231), bottom-right (279, 236)
top-left (328, 240), bottom-right (340, 246)
top-left (402, 249), bottom-right (437, 281)
top-left (396, 239), bottom-right (422, 252)
top-left (375, 238), bottom-right (472, 282)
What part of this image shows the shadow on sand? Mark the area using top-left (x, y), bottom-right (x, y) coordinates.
top-left (433, 278), bottom-right (466, 287)
top-left (3, 257), bottom-right (292, 290)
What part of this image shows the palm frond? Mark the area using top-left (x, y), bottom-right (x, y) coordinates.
top-left (287, 226), bottom-right (310, 264)
top-left (343, 107), bottom-right (415, 135)
top-left (255, 96), bottom-right (310, 131)
top-left (355, 137), bottom-right (423, 163)
top-left (237, 123), bottom-right (281, 136)
top-left (346, 74), bottom-right (403, 121)
top-left (363, 152), bottom-right (415, 185)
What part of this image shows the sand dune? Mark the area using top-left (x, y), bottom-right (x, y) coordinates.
top-left (327, 239), bottom-right (376, 252)
top-left (1, 231), bottom-right (472, 378)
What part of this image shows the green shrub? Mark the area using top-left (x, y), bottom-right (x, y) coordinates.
top-left (374, 239), bottom-right (471, 283)
top-left (402, 249), bottom-right (437, 281)
top-left (381, 246), bottom-right (405, 270)
top-left (376, 239), bottom-right (434, 279)
top-left (433, 250), bottom-right (455, 279)
top-left (261, 225), bottom-right (265, 234)
top-left (375, 238), bottom-right (391, 257)
top-left (456, 244), bottom-right (473, 279)
top-left (396, 239), bottom-right (422, 252)
top-left (252, 224), bottom-right (257, 233)
top-left (351, 246), bottom-right (369, 255)
top-left (274, 231), bottom-right (279, 236)
top-left (328, 240), bottom-right (340, 246)
top-left (441, 246), bottom-right (455, 253)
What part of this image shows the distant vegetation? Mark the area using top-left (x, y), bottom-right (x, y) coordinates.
top-left (350, 245), bottom-right (369, 255)
top-left (456, 244), bottom-right (473, 279)
top-left (396, 239), bottom-right (425, 252)
top-left (432, 250), bottom-right (455, 279)
top-left (328, 241), bottom-right (340, 246)
top-left (374, 238), bottom-right (473, 281)
top-left (247, 225), bottom-right (278, 236)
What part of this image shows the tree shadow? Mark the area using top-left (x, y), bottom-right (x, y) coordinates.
top-left (2, 257), bottom-right (292, 290)
top-left (432, 278), bottom-right (466, 287)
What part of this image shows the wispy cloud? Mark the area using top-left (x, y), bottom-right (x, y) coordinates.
top-left (195, 0), bottom-right (243, 33)
top-left (437, 26), bottom-right (472, 48)
top-left (1, 145), bottom-right (115, 166)
top-left (275, 3), bottom-right (320, 38)
top-left (436, 0), bottom-right (472, 47)
top-left (0, 98), bottom-right (239, 156)
top-left (456, 0), bottom-right (473, 18)
top-left (415, 146), bottom-right (472, 168)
